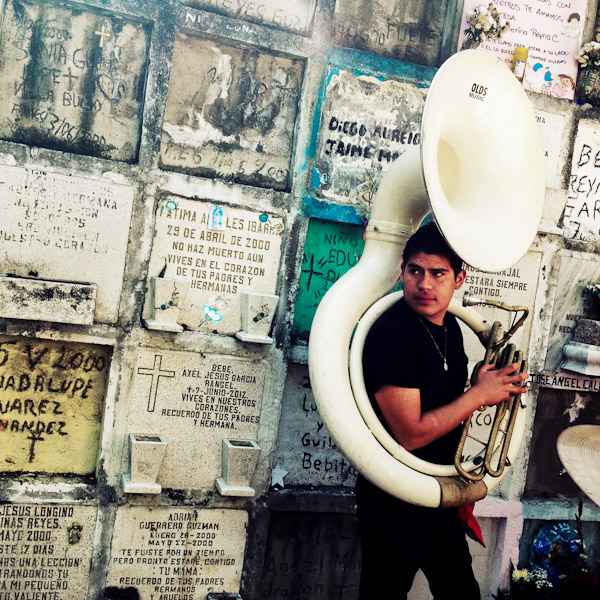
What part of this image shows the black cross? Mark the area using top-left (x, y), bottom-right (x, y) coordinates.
top-left (301, 254), bottom-right (324, 292)
top-left (137, 354), bottom-right (176, 412)
top-left (27, 432), bottom-right (45, 463)
top-left (62, 68), bottom-right (79, 91)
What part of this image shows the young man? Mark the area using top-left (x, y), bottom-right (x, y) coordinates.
top-left (355, 222), bottom-right (528, 600)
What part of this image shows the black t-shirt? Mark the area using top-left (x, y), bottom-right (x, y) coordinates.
top-left (362, 297), bottom-right (468, 464)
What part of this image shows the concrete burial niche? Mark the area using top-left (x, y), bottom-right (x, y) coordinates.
top-left (144, 196), bottom-right (284, 336)
top-left (160, 32), bottom-right (304, 191)
top-left (545, 254), bottom-right (600, 372)
top-left (524, 387), bottom-right (600, 499)
top-left (0, 166), bottom-right (135, 324)
top-left (259, 511), bottom-right (361, 599)
top-left (0, 336), bottom-right (112, 475)
top-left (0, 503), bottom-right (98, 596)
top-left (181, 0), bottom-right (317, 35)
top-left (273, 363), bottom-right (358, 487)
top-left (333, 0), bottom-right (451, 66)
top-left (292, 219), bottom-right (365, 344)
top-left (0, 0), bottom-right (151, 162)
top-left (127, 348), bottom-right (265, 490)
top-left (310, 65), bottom-right (427, 209)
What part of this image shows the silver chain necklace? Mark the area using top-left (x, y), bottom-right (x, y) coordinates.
top-left (419, 317), bottom-right (448, 371)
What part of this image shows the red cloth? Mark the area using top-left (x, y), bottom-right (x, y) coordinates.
top-left (457, 503), bottom-right (486, 547)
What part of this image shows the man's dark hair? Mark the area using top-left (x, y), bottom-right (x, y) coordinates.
top-left (402, 221), bottom-right (463, 276)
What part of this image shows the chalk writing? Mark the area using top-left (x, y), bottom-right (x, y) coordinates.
top-left (182, 0), bottom-right (315, 34)
top-left (160, 34), bottom-right (303, 191)
top-left (0, 1), bottom-right (150, 160)
top-left (0, 336), bottom-right (110, 475)
top-left (0, 503), bottom-right (96, 598)
top-left (106, 507), bottom-right (246, 598)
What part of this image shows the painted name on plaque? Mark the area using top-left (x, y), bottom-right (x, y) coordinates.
top-left (0, 336), bottom-right (111, 475)
top-left (129, 349), bottom-right (265, 489)
top-left (564, 119), bottom-right (600, 242)
top-left (0, 0), bottom-right (150, 161)
top-left (311, 68), bottom-right (426, 207)
top-left (147, 197), bottom-right (284, 335)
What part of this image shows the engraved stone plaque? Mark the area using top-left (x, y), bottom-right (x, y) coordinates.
top-left (160, 33), bottom-right (304, 191)
top-left (564, 119), bottom-right (600, 242)
top-left (0, 503), bottom-right (97, 598)
top-left (333, 0), bottom-right (450, 65)
top-left (545, 254), bottom-right (600, 372)
top-left (182, 0), bottom-right (316, 35)
top-left (0, 336), bottom-right (111, 475)
top-left (0, 0), bottom-right (150, 161)
top-left (106, 506), bottom-right (247, 599)
top-left (0, 165), bottom-right (135, 324)
top-left (146, 196), bottom-right (284, 335)
top-left (274, 363), bottom-right (358, 486)
top-left (311, 68), bottom-right (426, 208)
top-left (128, 348), bottom-right (265, 489)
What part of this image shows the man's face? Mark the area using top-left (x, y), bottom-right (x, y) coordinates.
top-left (401, 252), bottom-right (465, 325)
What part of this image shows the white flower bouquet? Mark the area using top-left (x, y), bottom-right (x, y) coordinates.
top-left (462, 3), bottom-right (510, 49)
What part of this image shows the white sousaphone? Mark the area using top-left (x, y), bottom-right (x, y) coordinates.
top-left (308, 50), bottom-right (545, 508)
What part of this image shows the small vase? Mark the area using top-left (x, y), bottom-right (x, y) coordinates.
top-left (576, 67), bottom-right (600, 106)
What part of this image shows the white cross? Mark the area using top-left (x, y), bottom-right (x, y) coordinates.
top-left (95, 24), bottom-right (111, 48)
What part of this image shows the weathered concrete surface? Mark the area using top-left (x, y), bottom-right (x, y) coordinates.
top-left (0, 335), bottom-right (111, 474)
top-left (160, 33), bottom-right (304, 190)
top-left (0, 0), bottom-right (150, 161)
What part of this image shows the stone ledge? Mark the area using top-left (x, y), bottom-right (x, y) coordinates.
top-left (0, 275), bottom-right (96, 325)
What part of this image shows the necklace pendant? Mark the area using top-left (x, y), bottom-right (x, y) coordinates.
top-left (443, 361), bottom-right (448, 371)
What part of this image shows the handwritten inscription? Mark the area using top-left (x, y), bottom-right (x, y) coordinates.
top-left (459, 0), bottom-right (586, 100)
top-left (312, 69), bottom-right (425, 206)
top-left (332, 0), bottom-right (449, 65)
top-left (0, 503), bottom-right (96, 599)
top-left (565, 120), bottom-right (600, 242)
top-left (160, 33), bottom-right (303, 191)
top-left (0, 0), bottom-right (150, 160)
top-left (0, 336), bottom-right (110, 474)
top-left (292, 220), bottom-right (364, 342)
top-left (183, 0), bottom-right (315, 34)
top-left (107, 508), bottom-right (246, 599)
